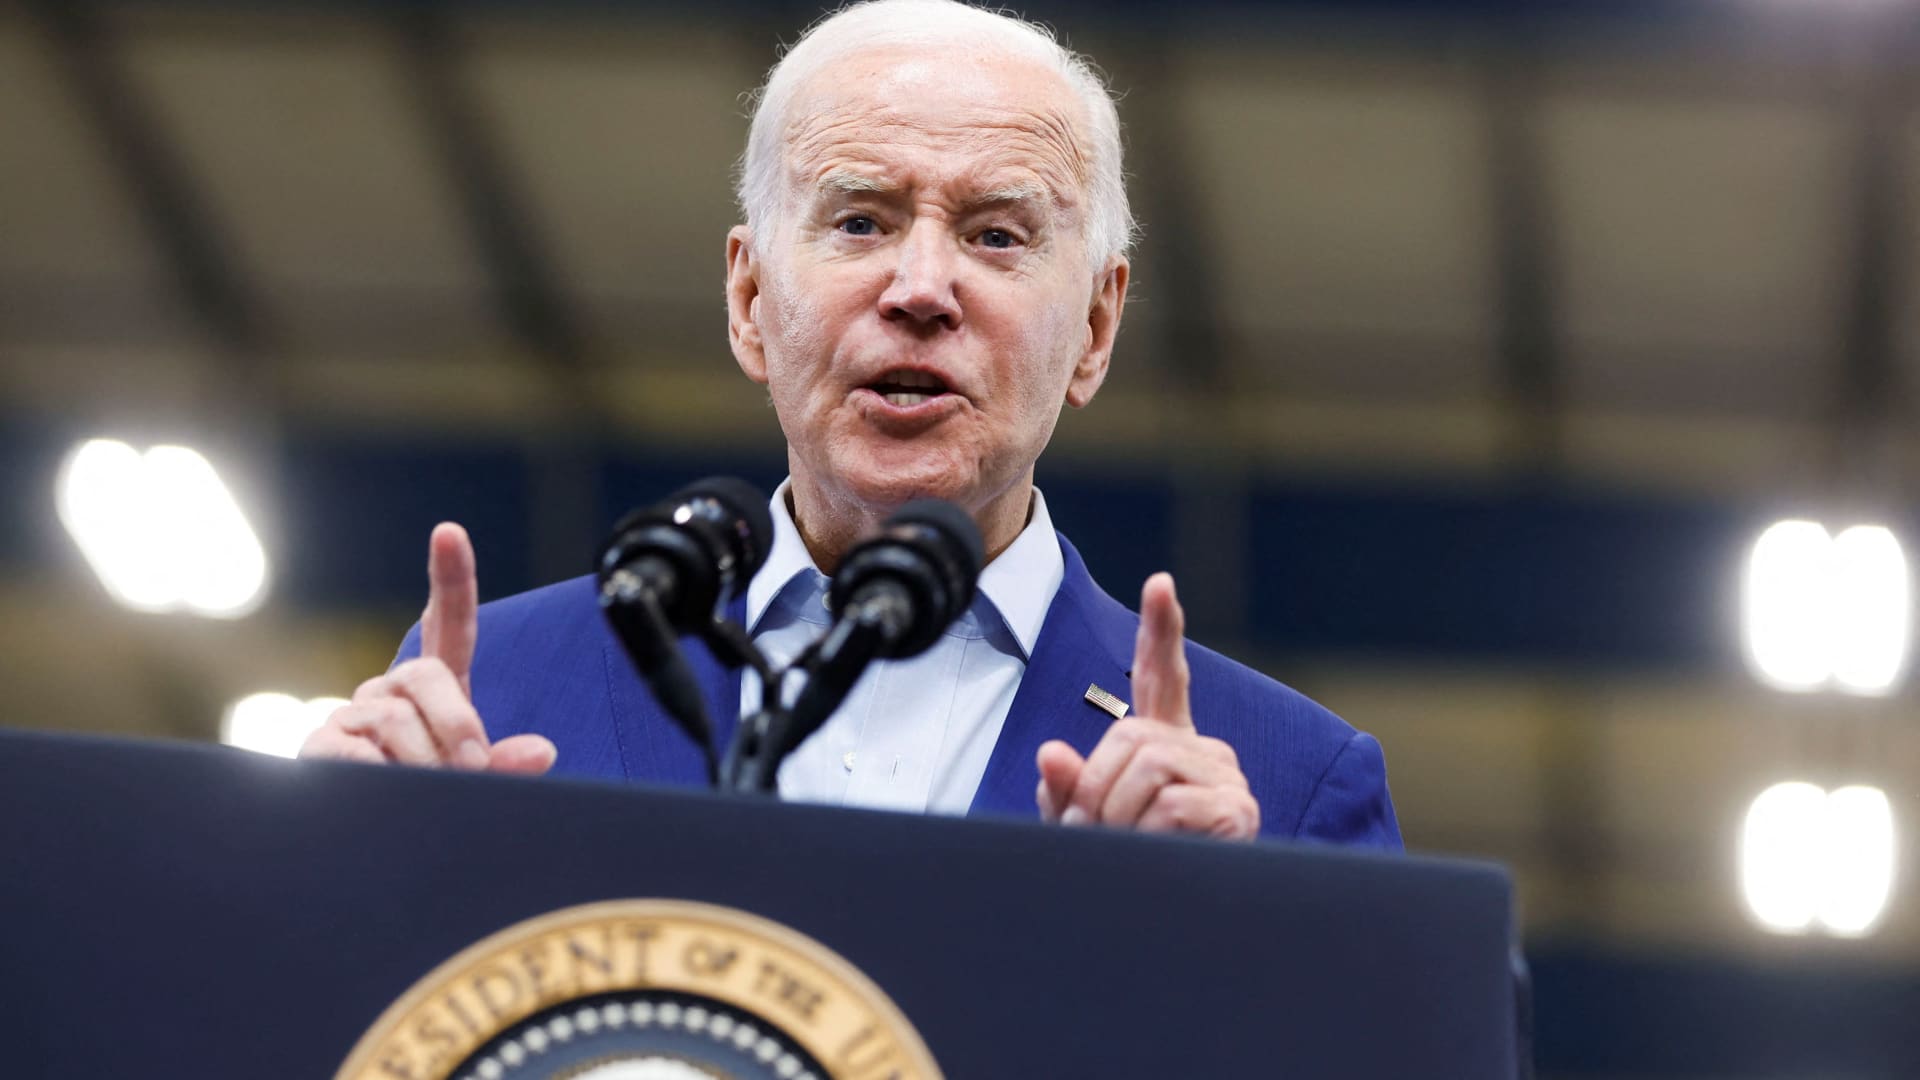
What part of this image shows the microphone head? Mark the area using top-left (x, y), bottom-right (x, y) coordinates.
top-left (673, 476), bottom-right (775, 584)
top-left (599, 476), bottom-right (771, 631)
top-left (888, 496), bottom-right (984, 604)
top-left (829, 497), bottom-right (984, 658)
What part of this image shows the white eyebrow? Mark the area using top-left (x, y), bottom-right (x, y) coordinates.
top-left (973, 181), bottom-right (1051, 208)
top-left (813, 171), bottom-right (1056, 210)
top-left (816, 170), bottom-right (896, 196)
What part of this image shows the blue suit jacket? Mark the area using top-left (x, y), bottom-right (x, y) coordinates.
top-left (397, 534), bottom-right (1401, 847)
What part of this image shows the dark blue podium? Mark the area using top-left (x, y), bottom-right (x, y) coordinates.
top-left (0, 729), bottom-right (1517, 1077)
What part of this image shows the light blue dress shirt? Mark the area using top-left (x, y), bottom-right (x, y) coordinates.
top-left (741, 481), bottom-right (1064, 815)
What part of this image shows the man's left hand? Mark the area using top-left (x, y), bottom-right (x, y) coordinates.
top-left (1035, 573), bottom-right (1261, 841)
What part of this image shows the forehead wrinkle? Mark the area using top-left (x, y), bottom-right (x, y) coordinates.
top-left (1024, 103), bottom-right (1092, 194)
top-left (782, 93), bottom-right (1094, 216)
top-left (791, 133), bottom-right (1084, 223)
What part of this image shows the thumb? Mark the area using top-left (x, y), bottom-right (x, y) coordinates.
top-left (488, 734), bottom-right (557, 775)
top-left (1035, 739), bottom-right (1085, 823)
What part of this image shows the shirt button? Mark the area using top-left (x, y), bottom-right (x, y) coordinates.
top-left (842, 751), bottom-right (856, 772)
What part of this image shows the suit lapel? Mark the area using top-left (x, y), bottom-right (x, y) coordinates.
top-left (968, 534), bottom-right (1137, 820)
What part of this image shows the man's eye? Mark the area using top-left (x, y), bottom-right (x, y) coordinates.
top-left (979, 228), bottom-right (1017, 249)
top-left (838, 216), bottom-right (878, 236)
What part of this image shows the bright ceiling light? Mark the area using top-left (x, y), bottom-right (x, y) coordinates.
top-left (1818, 785), bottom-right (1896, 937)
top-left (1740, 781), bottom-right (1896, 937)
top-left (1741, 520), bottom-right (1910, 695)
top-left (1829, 527), bottom-right (1908, 695)
top-left (55, 439), bottom-right (269, 618)
top-left (1744, 521), bottom-right (1834, 691)
top-left (1740, 780), bottom-right (1826, 934)
top-left (222, 693), bottom-right (346, 758)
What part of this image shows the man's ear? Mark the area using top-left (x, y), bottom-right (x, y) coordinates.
top-left (1065, 257), bottom-right (1129, 409)
top-left (726, 225), bottom-right (767, 385)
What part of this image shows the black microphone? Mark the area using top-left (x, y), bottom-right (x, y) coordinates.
top-left (775, 498), bottom-right (983, 762)
top-left (599, 477), bottom-right (772, 778)
top-left (599, 477), bottom-right (773, 632)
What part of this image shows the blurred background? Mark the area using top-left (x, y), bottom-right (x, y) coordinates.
top-left (5, 0), bottom-right (1920, 1073)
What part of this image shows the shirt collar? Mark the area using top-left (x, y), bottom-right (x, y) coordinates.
top-left (976, 486), bottom-right (1061, 660)
top-left (744, 479), bottom-right (1063, 662)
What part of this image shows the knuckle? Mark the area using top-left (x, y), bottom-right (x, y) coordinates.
top-left (363, 695), bottom-right (403, 722)
top-left (331, 703), bottom-right (378, 735)
top-left (1133, 741), bottom-right (1177, 776)
top-left (1195, 796), bottom-right (1234, 834)
top-left (1204, 736), bottom-right (1242, 771)
top-left (430, 709), bottom-right (483, 743)
top-left (369, 698), bottom-right (422, 737)
top-left (1157, 788), bottom-right (1197, 832)
top-left (1227, 792), bottom-right (1261, 838)
top-left (351, 674), bottom-right (392, 704)
top-left (386, 658), bottom-right (423, 686)
top-left (1163, 793), bottom-right (1193, 832)
top-left (1068, 774), bottom-right (1107, 812)
top-left (390, 656), bottom-right (448, 687)
top-left (301, 725), bottom-right (377, 763)
top-left (357, 703), bottom-right (393, 734)
top-left (297, 725), bottom-right (337, 758)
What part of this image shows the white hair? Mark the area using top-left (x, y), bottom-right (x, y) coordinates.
top-left (736, 0), bottom-right (1135, 266)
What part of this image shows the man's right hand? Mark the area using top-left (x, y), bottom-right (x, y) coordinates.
top-left (299, 522), bottom-right (557, 774)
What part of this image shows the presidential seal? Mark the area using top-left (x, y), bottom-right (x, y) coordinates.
top-left (336, 900), bottom-right (943, 1080)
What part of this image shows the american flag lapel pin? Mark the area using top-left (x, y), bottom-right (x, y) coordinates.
top-left (1084, 683), bottom-right (1129, 720)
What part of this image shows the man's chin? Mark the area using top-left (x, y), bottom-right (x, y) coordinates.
top-left (832, 456), bottom-right (978, 515)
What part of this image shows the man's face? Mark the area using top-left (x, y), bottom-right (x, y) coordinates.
top-left (726, 46), bottom-right (1127, 527)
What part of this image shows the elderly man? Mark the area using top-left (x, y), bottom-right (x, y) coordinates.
top-left (302, 0), bottom-right (1400, 847)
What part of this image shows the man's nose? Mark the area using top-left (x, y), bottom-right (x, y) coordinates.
top-left (878, 222), bottom-right (963, 330)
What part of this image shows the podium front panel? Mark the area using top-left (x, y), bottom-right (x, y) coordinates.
top-left (0, 731), bottom-right (1514, 1077)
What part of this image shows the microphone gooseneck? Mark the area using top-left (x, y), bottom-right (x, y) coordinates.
top-left (828, 497), bottom-right (984, 658)
top-left (721, 498), bottom-right (984, 792)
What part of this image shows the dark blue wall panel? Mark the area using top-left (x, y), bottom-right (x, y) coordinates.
top-left (1248, 479), bottom-right (1762, 672)
top-left (2, 413), bottom-right (1896, 677)
top-left (0, 414), bottom-right (75, 572)
top-left (1036, 465), bottom-right (1176, 606)
top-left (275, 432), bottom-right (533, 612)
top-left (1531, 942), bottom-right (1920, 1077)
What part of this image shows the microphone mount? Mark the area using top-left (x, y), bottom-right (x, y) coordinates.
top-left (602, 483), bottom-right (984, 796)
top-left (721, 498), bottom-right (984, 793)
top-left (599, 478), bottom-right (774, 783)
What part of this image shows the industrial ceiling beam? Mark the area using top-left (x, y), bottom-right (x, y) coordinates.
top-left (1483, 41), bottom-right (1563, 474)
top-left (1829, 15), bottom-right (1917, 498)
top-left (392, 8), bottom-right (587, 371)
top-left (1115, 28), bottom-right (1250, 647)
top-left (29, 0), bottom-right (274, 377)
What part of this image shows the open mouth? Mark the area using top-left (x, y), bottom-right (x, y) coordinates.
top-left (865, 369), bottom-right (952, 408)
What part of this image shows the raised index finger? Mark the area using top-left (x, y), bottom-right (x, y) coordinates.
top-left (1131, 572), bottom-right (1193, 728)
top-left (421, 522), bottom-right (478, 696)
